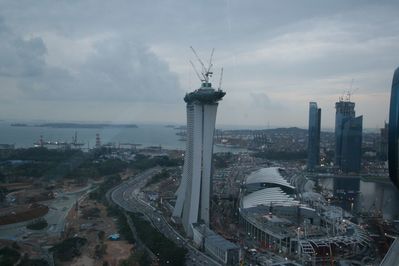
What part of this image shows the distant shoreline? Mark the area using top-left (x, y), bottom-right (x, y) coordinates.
top-left (35, 123), bottom-right (138, 129)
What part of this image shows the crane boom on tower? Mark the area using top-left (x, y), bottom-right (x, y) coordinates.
top-left (207, 48), bottom-right (215, 73)
top-left (189, 60), bottom-right (205, 82)
top-left (190, 46), bottom-right (207, 75)
top-left (218, 67), bottom-right (224, 91)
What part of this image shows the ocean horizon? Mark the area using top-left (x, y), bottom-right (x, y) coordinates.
top-left (0, 121), bottom-right (247, 152)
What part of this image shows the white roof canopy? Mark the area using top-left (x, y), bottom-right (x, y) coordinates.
top-left (242, 187), bottom-right (299, 209)
top-left (245, 167), bottom-right (294, 190)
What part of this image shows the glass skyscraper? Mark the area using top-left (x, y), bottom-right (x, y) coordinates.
top-left (388, 67), bottom-right (399, 189)
top-left (335, 99), bottom-right (363, 172)
top-left (341, 115), bottom-right (363, 172)
top-left (307, 102), bottom-right (321, 170)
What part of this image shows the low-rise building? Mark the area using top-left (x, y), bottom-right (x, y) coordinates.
top-left (192, 223), bottom-right (240, 265)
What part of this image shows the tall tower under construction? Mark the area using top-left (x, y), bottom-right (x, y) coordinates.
top-left (335, 97), bottom-right (363, 172)
top-left (173, 50), bottom-right (225, 237)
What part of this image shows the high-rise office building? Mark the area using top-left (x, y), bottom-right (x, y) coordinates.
top-left (335, 99), bottom-right (363, 172)
top-left (335, 100), bottom-right (355, 166)
top-left (388, 67), bottom-right (399, 189)
top-left (341, 115), bottom-right (363, 172)
top-left (172, 82), bottom-right (225, 237)
top-left (307, 102), bottom-right (321, 170)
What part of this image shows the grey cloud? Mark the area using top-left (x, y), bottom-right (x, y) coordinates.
top-left (249, 92), bottom-right (283, 110)
top-left (0, 19), bottom-right (46, 77)
top-left (0, 1), bottom-right (398, 127)
top-left (5, 30), bottom-right (183, 103)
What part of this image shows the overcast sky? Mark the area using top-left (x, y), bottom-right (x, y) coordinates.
top-left (0, 0), bottom-right (398, 128)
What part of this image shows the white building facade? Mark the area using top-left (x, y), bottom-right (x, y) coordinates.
top-left (173, 82), bottom-right (225, 237)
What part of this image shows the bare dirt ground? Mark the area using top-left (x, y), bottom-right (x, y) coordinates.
top-left (63, 197), bottom-right (133, 266)
top-left (103, 241), bottom-right (134, 266)
top-left (69, 255), bottom-right (95, 266)
top-left (0, 204), bottom-right (49, 225)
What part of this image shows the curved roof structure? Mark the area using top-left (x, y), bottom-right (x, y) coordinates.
top-left (242, 187), bottom-right (299, 209)
top-left (184, 84), bottom-right (226, 104)
top-left (245, 167), bottom-right (294, 190)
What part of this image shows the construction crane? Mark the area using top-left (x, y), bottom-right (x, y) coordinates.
top-left (346, 87), bottom-right (359, 102)
top-left (348, 78), bottom-right (359, 101)
top-left (190, 46), bottom-right (207, 73)
top-left (189, 46), bottom-right (214, 83)
top-left (207, 48), bottom-right (215, 74)
top-left (189, 60), bottom-right (204, 82)
top-left (340, 79), bottom-right (359, 102)
top-left (218, 67), bottom-right (224, 91)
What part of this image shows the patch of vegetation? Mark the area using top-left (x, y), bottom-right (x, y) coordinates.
top-left (96, 159), bottom-right (128, 176)
top-left (213, 152), bottom-right (233, 169)
top-left (26, 218), bottom-right (48, 230)
top-left (0, 148), bottom-right (183, 186)
top-left (81, 207), bottom-right (101, 219)
top-left (129, 154), bottom-right (182, 171)
top-left (0, 148), bottom-right (128, 181)
top-left (94, 243), bottom-right (107, 259)
top-left (89, 175), bottom-right (121, 203)
top-left (98, 230), bottom-right (105, 241)
top-left (106, 206), bottom-right (135, 243)
top-left (0, 187), bottom-right (8, 203)
top-left (129, 213), bottom-right (187, 266)
top-left (18, 256), bottom-right (49, 266)
top-left (146, 170), bottom-right (170, 187)
top-left (0, 247), bottom-right (20, 266)
top-left (50, 237), bottom-right (87, 262)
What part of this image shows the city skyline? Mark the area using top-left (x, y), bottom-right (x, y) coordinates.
top-left (0, 1), bottom-right (398, 265)
top-left (0, 1), bottom-right (398, 128)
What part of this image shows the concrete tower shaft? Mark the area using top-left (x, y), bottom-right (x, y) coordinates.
top-left (173, 83), bottom-right (225, 237)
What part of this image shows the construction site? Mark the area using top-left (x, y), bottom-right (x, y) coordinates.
top-left (62, 196), bottom-right (134, 266)
top-left (238, 167), bottom-right (377, 265)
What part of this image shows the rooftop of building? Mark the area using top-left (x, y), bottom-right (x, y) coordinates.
top-left (244, 167), bottom-right (295, 190)
top-left (184, 83), bottom-right (225, 104)
top-left (192, 223), bottom-right (239, 250)
top-left (241, 187), bottom-right (299, 209)
top-left (240, 209), bottom-right (296, 238)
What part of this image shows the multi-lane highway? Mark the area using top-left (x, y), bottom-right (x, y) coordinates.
top-left (108, 167), bottom-right (221, 266)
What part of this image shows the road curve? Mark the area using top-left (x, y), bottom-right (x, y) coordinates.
top-left (108, 167), bottom-right (221, 266)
